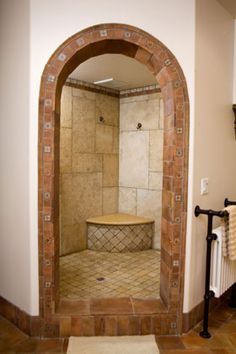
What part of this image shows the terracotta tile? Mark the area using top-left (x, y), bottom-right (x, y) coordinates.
top-left (132, 299), bottom-right (167, 314)
top-left (90, 298), bottom-right (133, 315)
top-left (156, 335), bottom-right (185, 350)
top-left (57, 299), bottom-right (90, 315)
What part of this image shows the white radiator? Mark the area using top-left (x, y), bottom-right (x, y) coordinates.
top-left (210, 226), bottom-right (236, 298)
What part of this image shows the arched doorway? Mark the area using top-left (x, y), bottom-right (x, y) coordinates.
top-left (38, 23), bottom-right (189, 336)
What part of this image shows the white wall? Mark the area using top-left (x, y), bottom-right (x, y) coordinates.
top-left (28, 0), bottom-right (195, 315)
top-left (183, 0), bottom-right (236, 312)
top-left (233, 20), bottom-right (236, 103)
top-left (0, 0), bottom-right (38, 314)
top-left (1, 0), bottom-right (235, 317)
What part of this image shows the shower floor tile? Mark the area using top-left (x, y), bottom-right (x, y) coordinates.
top-left (60, 249), bottom-right (160, 299)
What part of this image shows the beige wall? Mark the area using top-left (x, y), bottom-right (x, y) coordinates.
top-left (119, 93), bottom-right (163, 249)
top-left (184, 0), bottom-right (236, 312)
top-left (60, 86), bottom-right (119, 255)
top-left (0, 0), bottom-right (39, 314)
top-left (234, 20), bottom-right (236, 103)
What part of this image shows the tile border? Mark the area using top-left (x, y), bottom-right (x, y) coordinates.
top-left (38, 23), bottom-right (190, 336)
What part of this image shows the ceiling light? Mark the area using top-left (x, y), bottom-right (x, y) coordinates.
top-left (93, 78), bottom-right (114, 84)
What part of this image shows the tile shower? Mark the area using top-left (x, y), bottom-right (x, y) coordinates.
top-left (59, 80), bottom-right (164, 300)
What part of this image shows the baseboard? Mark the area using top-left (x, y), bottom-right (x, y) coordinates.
top-left (0, 296), bottom-right (41, 336)
top-left (182, 286), bottom-right (232, 333)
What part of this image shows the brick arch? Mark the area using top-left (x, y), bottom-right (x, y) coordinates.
top-left (38, 23), bottom-right (189, 336)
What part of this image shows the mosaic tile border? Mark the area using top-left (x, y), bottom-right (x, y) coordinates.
top-left (38, 23), bottom-right (189, 336)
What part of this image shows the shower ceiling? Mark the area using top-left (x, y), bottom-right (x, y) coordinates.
top-left (69, 54), bottom-right (157, 90)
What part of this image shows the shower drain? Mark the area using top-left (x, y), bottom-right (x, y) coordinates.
top-left (96, 277), bottom-right (106, 282)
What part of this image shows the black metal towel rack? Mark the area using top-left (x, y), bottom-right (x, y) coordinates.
top-left (194, 199), bottom-right (236, 339)
top-left (194, 205), bottom-right (228, 338)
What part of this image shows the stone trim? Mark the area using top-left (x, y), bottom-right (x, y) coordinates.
top-left (65, 77), bottom-right (161, 98)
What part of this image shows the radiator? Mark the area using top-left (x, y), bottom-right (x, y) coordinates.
top-left (210, 226), bottom-right (236, 298)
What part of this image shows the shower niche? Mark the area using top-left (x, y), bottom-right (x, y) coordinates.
top-left (59, 54), bottom-right (164, 301)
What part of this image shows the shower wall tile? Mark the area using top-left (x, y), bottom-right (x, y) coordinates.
top-left (95, 124), bottom-right (114, 153)
top-left (72, 87), bottom-right (96, 100)
top-left (72, 153), bottom-right (102, 173)
top-left (137, 189), bottom-right (162, 220)
top-left (60, 173), bottom-right (74, 226)
top-left (113, 127), bottom-right (119, 153)
top-left (60, 85), bottom-right (119, 255)
top-left (95, 93), bottom-right (119, 126)
top-left (102, 187), bottom-right (118, 215)
top-left (118, 187), bottom-right (137, 215)
top-left (61, 86), bottom-right (72, 128)
top-left (149, 130), bottom-right (163, 172)
top-left (159, 98), bottom-right (164, 129)
top-left (120, 94), bottom-right (160, 131)
top-left (103, 154), bottom-right (118, 187)
top-left (73, 172), bottom-right (103, 223)
top-left (137, 189), bottom-right (162, 247)
top-left (60, 127), bottom-right (72, 173)
top-left (72, 97), bottom-right (95, 153)
top-left (60, 223), bottom-right (87, 256)
top-left (119, 131), bottom-right (149, 188)
top-left (149, 172), bottom-right (163, 190)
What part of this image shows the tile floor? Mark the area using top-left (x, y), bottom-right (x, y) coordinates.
top-left (0, 303), bottom-right (236, 353)
top-left (60, 249), bottom-right (160, 299)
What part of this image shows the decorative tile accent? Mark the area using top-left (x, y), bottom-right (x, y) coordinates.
top-left (175, 195), bottom-right (182, 202)
top-left (124, 31), bottom-right (131, 38)
top-left (87, 223), bottom-right (154, 253)
top-left (44, 146), bottom-right (51, 153)
top-left (173, 260), bottom-right (179, 267)
top-left (44, 192), bottom-right (50, 200)
top-left (47, 75), bottom-right (55, 83)
top-left (175, 217), bottom-right (181, 223)
top-left (176, 149), bottom-right (183, 157)
top-left (76, 37), bottom-right (85, 46)
top-left (45, 281), bottom-right (52, 288)
top-left (176, 127), bottom-right (183, 134)
top-left (44, 215), bottom-right (51, 222)
top-left (45, 99), bottom-right (52, 107)
top-left (99, 29), bottom-right (107, 37)
top-left (58, 53), bottom-right (67, 62)
top-left (174, 80), bottom-right (181, 88)
top-left (164, 59), bottom-right (172, 66)
top-left (170, 322), bottom-right (177, 329)
top-left (44, 122), bottom-right (52, 129)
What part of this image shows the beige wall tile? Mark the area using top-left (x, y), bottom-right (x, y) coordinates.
top-left (95, 93), bottom-right (119, 126)
top-left (103, 153), bottom-right (118, 186)
top-left (120, 97), bottom-right (159, 131)
top-left (60, 223), bottom-right (87, 256)
top-left (149, 172), bottom-right (163, 190)
top-left (137, 189), bottom-right (162, 220)
top-left (159, 97), bottom-right (164, 129)
top-left (60, 127), bottom-right (72, 173)
top-left (72, 153), bottom-right (102, 173)
top-left (72, 87), bottom-right (96, 100)
top-left (61, 86), bottom-right (72, 128)
top-left (73, 172), bottom-right (102, 223)
top-left (118, 187), bottom-right (137, 215)
top-left (102, 187), bottom-right (118, 215)
top-left (72, 96), bottom-right (95, 153)
top-left (113, 127), bottom-right (119, 153)
top-left (60, 173), bottom-right (74, 226)
top-left (95, 124), bottom-right (113, 153)
top-left (149, 130), bottom-right (163, 172)
top-left (137, 189), bottom-right (162, 249)
top-left (119, 131), bottom-right (149, 188)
